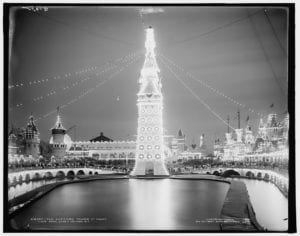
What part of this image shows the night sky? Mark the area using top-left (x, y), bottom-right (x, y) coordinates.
top-left (8, 6), bottom-right (288, 151)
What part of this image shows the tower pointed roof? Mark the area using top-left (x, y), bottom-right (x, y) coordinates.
top-left (259, 118), bottom-right (265, 128)
top-left (138, 26), bottom-right (162, 97)
top-left (26, 115), bottom-right (38, 133)
top-left (52, 107), bottom-right (66, 131)
top-left (178, 129), bottom-right (184, 137)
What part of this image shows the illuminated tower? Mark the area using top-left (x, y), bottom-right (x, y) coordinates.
top-left (50, 107), bottom-right (67, 159)
top-left (131, 26), bottom-right (169, 176)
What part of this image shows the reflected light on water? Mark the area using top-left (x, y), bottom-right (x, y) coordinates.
top-left (128, 179), bottom-right (174, 229)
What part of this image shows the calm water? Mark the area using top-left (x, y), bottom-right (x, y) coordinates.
top-left (10, 179), bottom-right (230, 231)
top-left (239, 178), bottom-right (288, 231)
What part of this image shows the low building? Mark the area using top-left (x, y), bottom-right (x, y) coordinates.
top-left (67, 134), bottom-right (136, 161)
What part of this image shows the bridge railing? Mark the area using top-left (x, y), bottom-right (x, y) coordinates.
top-left (170, 163), bottom-right (288, 177)
top-left (8, 165), bottom-right (105, 174)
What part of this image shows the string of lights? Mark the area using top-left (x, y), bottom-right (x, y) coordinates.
top-left (33, 54), bottom-right (142, 123)
top-left (166, 9), bottom-right (263, 46)
top-left (159, 53), bottom-right (265, 118)
top-left (263, 9), bottom-right (287, 57)
top-left (34, 10), bottom-right (137, 48)
top-left (31, 52), bottom-right (138, 104)
top-left (10, 52), bottom-right (140, 110)
top-left (247, 9), bottom-right (287, 98)
top-left (8, 50), bottom-right (142, 90)
top-left (159, 56), bottom-right (237, 131)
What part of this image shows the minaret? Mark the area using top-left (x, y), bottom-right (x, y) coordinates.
top-left (199, 134), bottom-right (204, 148)
top-left (258, 117), bottom-right (267, 139)
top-left (177, 128), bottom-right (185, 153)
top-left (131, 26), bottom-right (169, 176)
top-left (24, 115), bottom-right (40, 158)
top-left (244, 123), bottom-right (254, 145)
top-left (225, 115), bottom-right (232, 144)
top-left (199, 134), bottom-right (207, 157)
top-left (235, 109), bottom-right (243, 143)
top-left (50, 107), bottom-right (67, 159)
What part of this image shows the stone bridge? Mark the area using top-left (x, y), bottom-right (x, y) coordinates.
top-left (8, 168), bottom-right (115, 186)
top-left (207, 167), bottom-right (289, 194)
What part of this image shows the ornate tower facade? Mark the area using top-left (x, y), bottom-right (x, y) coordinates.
top-left (24, 116), bottom-right (40, 158)
top-left (50, 108), bottom-right (67, 159)
top-left (131, 26), bottom-right (169, 176)
top-left (177, 129), bottom-right (186, 153)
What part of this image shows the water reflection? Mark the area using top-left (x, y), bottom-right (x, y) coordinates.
top-left (128, 179), bottom-right (175, 229)
top-left (238, 178), bottom-right (288, 231)
top-left (11, 179), bottom-right (229, 230)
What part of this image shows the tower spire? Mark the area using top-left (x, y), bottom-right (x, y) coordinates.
top-left (52, 106), bottom-right (65, 130)
top-left (227, 115), bottom-right (230, 133)
top-left (237, 109), bottom-right (240, 129)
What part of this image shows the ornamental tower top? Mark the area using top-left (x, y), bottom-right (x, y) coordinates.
top-left (51, 107), bottom-right (66, 135)
top-left (138, 26), bottom-right (161, 97)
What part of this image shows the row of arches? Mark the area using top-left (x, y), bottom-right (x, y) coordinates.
top-left (209, 168), bottom-right (288, 194)
top-left (211, 169), bottom-right (272, 180)
top-left (210, 168), bottom-right (281, 180)
top-left (8, 170), bottom-right (99, 186)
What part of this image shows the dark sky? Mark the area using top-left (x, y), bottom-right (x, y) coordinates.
top-left (8, 6), bottom-right (288, 151)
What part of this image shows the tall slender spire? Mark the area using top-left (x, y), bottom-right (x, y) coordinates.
top-left (237, 109), bottom-right (240, 129)
top-left (52, 106), bottom-right (65, 131)
top-left (138, 26), bottom-right (161, 96)
top-left (227, 115), bottom-right (230, 133)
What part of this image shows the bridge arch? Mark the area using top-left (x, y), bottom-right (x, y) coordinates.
top-left (44, 171), bottom-right (54, 179)
top-left (67, 170), bottom-right (75, 179)
top-left (25, 173), bottom-right (31, 182)
top-left (18, 175), bottom-right (23, 183)
top-left (257, 172), bottom-right (262, 178)
top-left (76, 170), bottom-right (85, 176)
top-left (264, 173), bottom-right (270, 180)
top-left (246, 171), bottom-right (255, 178)
top-left (56, 171), bottom-right (65, 179)
top-left (222, 169), bottom-right (240, 178)
top-left (32, 172), bottom-right (42, 181)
